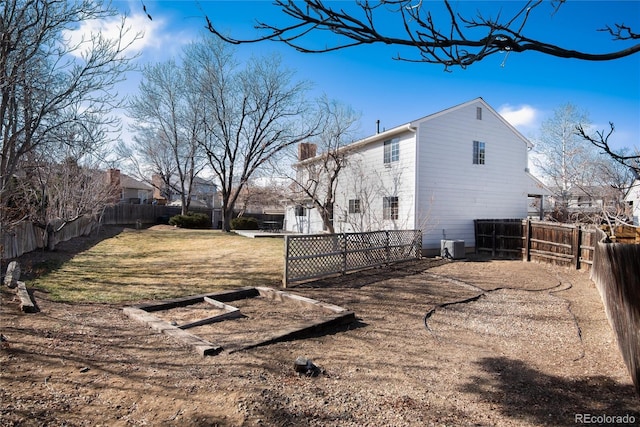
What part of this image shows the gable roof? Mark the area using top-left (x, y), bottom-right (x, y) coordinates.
top-left (526, 172), bottom-right (553, 196)
top-left (297, 98), bottom-right (532, 167)
top-left (409, 97), bottom-right (533, 149)
top-left (120, 173), bottom-right (153, 191)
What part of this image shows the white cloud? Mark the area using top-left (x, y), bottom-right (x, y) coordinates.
top-left (62, 11), bottom-right (171, 58)
top-left (498, 104), bottom-right (539, 130)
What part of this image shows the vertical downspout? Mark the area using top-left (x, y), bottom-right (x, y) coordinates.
top-left (408, 124), bottom-right (419, 233)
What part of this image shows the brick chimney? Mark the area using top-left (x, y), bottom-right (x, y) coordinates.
top-left (107, 168), bottom-right (121, 187)
top-left (151, 174), bottom-right (167, 203)
top-left (298, 143), bottom-right (317, 161)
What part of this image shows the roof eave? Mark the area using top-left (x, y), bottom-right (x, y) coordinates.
top-left (295, 123), bottom-right (416, 167)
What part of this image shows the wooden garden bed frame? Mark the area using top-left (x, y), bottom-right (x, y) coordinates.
top-left (123, 286), bottom-right (355, 356)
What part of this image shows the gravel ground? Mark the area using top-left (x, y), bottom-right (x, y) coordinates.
top-left (1, 257), bottom-right (639, 426)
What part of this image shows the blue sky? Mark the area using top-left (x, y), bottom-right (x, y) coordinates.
top-left (89, 1), bottom-right (639, 153)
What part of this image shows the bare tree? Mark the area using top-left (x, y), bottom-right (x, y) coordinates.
top-left (337, 157), bottom-right (420, 233)
top-left (117, 128), bottom-right (177, 202)
top-left (205, 0), bottom-right (640, 70)
top-left (575, 125), bottom-right (638, 227)
top-left (532, 103), bottom-right (598, 209)
top-left (532, 103), bottom-right (638, 224)
top-left (7, 116), bottom-right (121, 249)
top-left (187, 37), bottom-right (319, 231)
top-left (337, 157), bottom-right (395, 232)
top-left (125, 60), bottom-right (205, 214)
top-left (597, 155), bottom-right (635, 225)
top-left (0, 0), bottom-right (138, 236)
top-left (234, 179), bottom-right (289, 217)
top-left (286, 97), bottom-right (360, 233)
top-left (577, 123), bottom-right (640, 178)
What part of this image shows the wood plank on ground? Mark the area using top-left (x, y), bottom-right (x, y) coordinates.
top-left (16, 282), bottom-right (36, 313)
top-left (227, 311), bottom-right (356, 353)
top-left (124, 287), bottom-right (355, 357)
top-left (123, 307), bottom-right (222, 356)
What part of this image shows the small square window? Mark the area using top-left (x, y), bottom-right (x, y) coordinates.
top-left (295, 205), bottom-right (306, 216)
top-left (473, 140), bottom-right (485, 165)
top-left (383, 196), bottom-right (398, 220)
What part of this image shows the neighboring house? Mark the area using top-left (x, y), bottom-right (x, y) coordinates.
top-left (107, 169), bottom-right (153, 204)
top-left (546, 185), bottom-right (629, 221)
top-left (152, 175), bottom-right (219, 209)
top-left (189, 176), bottom-right (219, 209)
top-left (234, 180), bottom-right (287, 217)
top-left (284, 98), bottom-right (546, 253)
top-left (625, 180), bottom-right (640, 225)
top-left (526, 173), bottom-right (552, 219)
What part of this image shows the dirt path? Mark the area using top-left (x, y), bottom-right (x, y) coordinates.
top-left (1, 258), bottom-right (638, 426)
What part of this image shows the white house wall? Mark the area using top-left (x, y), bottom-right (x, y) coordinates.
top-left (415, 100), bottom-right (530, 249)
top-left (333, 130), bottom-right (417, 233)
top-left (283, 204), bottom-right (325, 233)
top-left (624, 180), bottom-right (640, 226)
top-left (286, 99), bottom-right (533, 250)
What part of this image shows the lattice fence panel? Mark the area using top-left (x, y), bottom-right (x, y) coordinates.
top-left (284, 230), bottom-right (422, 287)
top-left (345, 231), bottom-right (389, 271)
top-left (285, 234), bottom-right (345, 283)
top-left (388, 230), bottom-right (422, 260)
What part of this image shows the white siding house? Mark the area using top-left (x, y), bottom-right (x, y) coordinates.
top-left (284, 98), bottom-right (542, 252)
top-left (625, 180), bottom-right (640, 226)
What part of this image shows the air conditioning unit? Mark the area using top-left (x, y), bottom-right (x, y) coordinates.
top-left (441, 240), bottom-right (465, 259)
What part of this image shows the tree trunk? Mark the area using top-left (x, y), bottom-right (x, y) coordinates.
top-left (47, 226), bottom-right (57, 251)
top-left (320, 203), bottom-right (334, 234)
top-left (180, 192), bottom-right (189, 216)
top-left (222, 206), bottom-right (233, 232)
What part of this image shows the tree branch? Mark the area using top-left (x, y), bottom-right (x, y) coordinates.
top-left (576, 122), bottom-right (640, 177)
top-left (205, 0), bottom-right (640, 69)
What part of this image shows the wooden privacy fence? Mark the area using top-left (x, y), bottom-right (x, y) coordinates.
top-left (590, 228), bottom-right (640, 395)
top-left (283, 230), bottom-right (422, 287)
top-left (523, 221), bottom-right (596, 270)
top-left (474, 219), bottom-right (524, 258)
top-left (2, 205), bottom-right (216, 260)
top-left (101, 204), bottom-right (212, 225)
top-left (1, 216), bottom-right (96, 259)
top-left (1, 222), bottom-right (46, 260)
top-left (475, 219), bottom-right (596, 270)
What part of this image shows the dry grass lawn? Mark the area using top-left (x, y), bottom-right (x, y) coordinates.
top-left (2, 225), bottom-right (639, 426)
top-left (27, 225), bottom-right (283, 303)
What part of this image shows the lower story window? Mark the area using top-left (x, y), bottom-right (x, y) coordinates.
top-left (348, 199), bottom-right (361, 214)
top-left (383, 196), bottom-right (398, 220)
top-left (295, 205), bottom-right (306, 217)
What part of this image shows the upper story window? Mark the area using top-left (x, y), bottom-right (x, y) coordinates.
top-left (476, 107), bottom-right (483, 120)
top-left (384, 138), bottom-right (399, 164)
top-left (473, 140), bottom-right (485, 165)
top-left (348, 199), bottom-right (361, 214)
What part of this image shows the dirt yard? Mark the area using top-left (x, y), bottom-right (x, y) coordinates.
top-left (1, 249), bottom-right (639, 426)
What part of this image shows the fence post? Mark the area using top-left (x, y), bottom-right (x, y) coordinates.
top-left (491, 222), bottom-right (497, 257)
top-left (523, 219), bottom-right (532, 262)
top-left (473, 220), bottom-right (478, 255)
top-left (385, 230), bottom-right (390, 265)
top-left (342, 233), bottom-right (347, 276)
top-left (573, 225), bottom-right (582, 270)
top-left (283, 235), bottom-right (290, 288)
